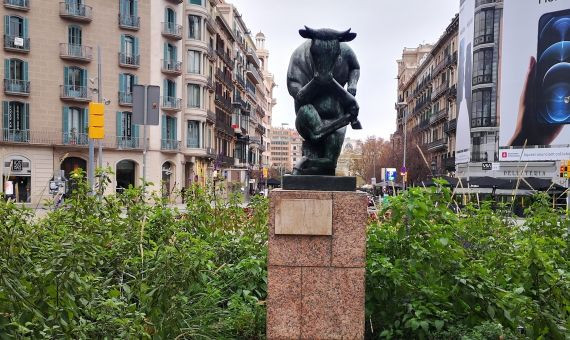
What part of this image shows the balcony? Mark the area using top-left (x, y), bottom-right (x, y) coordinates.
top-left (206, 147), bottom-right (216, 158)
top-left (206, 76), bottom-right (214, 92)
top-left (4, 79), bottom-right (30, 96)
top-left (215, 93), bottom-right (233, 113)
top-left (472, 74), bottom-right (492, 86)
top-left (413, 98), bottom-right (431, 115)
top-left (4, 34), bottom-right (30, 53)
top-left (59, 2), bottom-right (93, 22)
top-left (444, 157), bottom-right (456, 171)
top-left (475, 0), bottom-right (496, 8)
top-left (63, 131), bottom-right (88, 145)
top-left (215, 111), bottom-right (234, 136)
top-left (431, 82), bottom-right (449, 101)
top-left (444, 119), bottom-right (457, 134)
top-left (60, 43), bottom-right (93, 62)
top-left (215, 69), bottom-right (234, 90)
top-left (234, 73), bottom-right (246, 89)
top-left (4, 0), bottom-right (29, 10)
top-left (232, 94), bottom-right (247, 110)
top-left (206, 110), bottom-right (216, 123)
top-left (219, 154), bottom-right (235, 167)
top-left (471, 116), bottom-right (497, 128)
top-left (430, 109), bottom-right (448, 125)
top-left (161, 96), bottom-right (182, 111)
top-left (187, 137), bottom-right (200, 149)
top-left (2, 129), bottom-right (29, 142)
top-left (119, 14), bottom-right (140, 30)
top-left (246, 64), bottom-right (262, 85)
top-left (116, 136), bottom-right (141, 149)
top-left (246, 47), bottom-right (261, 69)
top-left (60, 85), bottom-right (90, 102)
top-left (474, 33), bottom-right (494, 46)
top-left (161, 59), bottom-right (182, 75)
top-left (161, 139), bottom-right (180, 151)
top-left (118, 52), bottom-right (140, 68)
top-left (206, 15), bottom-right (216, 33)
top-left (427, 138), bottom-right (448, 152)
top-left (206, 47), bottom-right (216, 61)
top-left (216, 47), bottom-right (233, 68)
top-left (118, 91), bottom-right (133, 106)
top-left (161, 22), bottom-right (183, 40)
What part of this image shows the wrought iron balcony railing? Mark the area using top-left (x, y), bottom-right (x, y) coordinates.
top-left (59, 2), bottom-right (93, 22)
top-left (59, 43), bottom-right (93, 61)
top-left (119, 13), bottom-right (140, 30)
top-left (4, 34), bottom-right (29, 52)
top-left (4, 79), bottom-right (30, 95)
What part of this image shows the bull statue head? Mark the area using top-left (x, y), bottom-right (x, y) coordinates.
top-left (299, 26), bottom-right (357, 78)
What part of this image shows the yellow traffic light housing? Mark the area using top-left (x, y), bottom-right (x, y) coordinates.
top-left (88, 102), bottom-right (105, 139)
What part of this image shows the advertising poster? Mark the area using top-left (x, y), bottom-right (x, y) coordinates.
top-left (499, 0), bottom-right (570, 161)
top-left (455, 0), bottom-right (475, 164)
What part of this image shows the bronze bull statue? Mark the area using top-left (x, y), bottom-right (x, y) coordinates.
top-left (287, 26), bottom-right (361, 176)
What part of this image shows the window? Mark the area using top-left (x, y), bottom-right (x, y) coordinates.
top-left (63, 66), bottom-right (87, 98)
top-left (188, 15), bottom-right (201, 40)
top-left (471, 89), bottom-right (493, 127)
top-left (165, 8), bottom-right (176, 24)
top-left (5, 15), bottom-right (26, 37)
top-left (62, 106), bottom-right (88, 144)
top-left (116, 111), bottom-right (139, 147)
top-left (161, 115), bottom-right (177, 149)
top-left (120, 34), bottom-right (139, 65)
top-left (120, 0), bottom-right (137, 16)
top-left (164, 79), bottom-right (176, 98)
top-left (4, 59), bottom-right (28, 94)
top-left (187, 84), bottom-right (200, 108)
top-left (189, 0), bottom-right (202, 5)
top-left (124, 35), bottom-right (134, 56)
top-left (474, 9), bottom-right (494, 46)
top-left (2, 101), bottom-right (29, 141)
top-left (472, 48), bottom-right (493, 85)
top-left (119, 73), bottom-right (136, 104)
top-left (187, 49), bottom-right (201, 74)
top-left (68, 25), bottom-right (82, 45)
top-left (187, 120), bottom-right (200, 148)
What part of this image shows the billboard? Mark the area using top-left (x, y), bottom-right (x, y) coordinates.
top-left (455, 0), bottom-right (475, 164)
top-left (499, 0), bottom-right (570, 161)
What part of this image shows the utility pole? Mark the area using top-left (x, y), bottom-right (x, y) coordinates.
top-left (403, 114), bottom-right (407, 190)
top-left (142, 87), bottom-right (148, 193)
top-left (97, 46), bottom-right (103, 169)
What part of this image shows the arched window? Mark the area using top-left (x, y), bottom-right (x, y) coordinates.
top-left (116, 160), bottom-right (136, 192)
top-left (165, 7), bottom-right (176, 25)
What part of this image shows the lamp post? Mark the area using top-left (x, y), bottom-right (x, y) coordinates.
top-left (280, 122), bottom-right (289, 188)
top-left (396, 102), bottom-right (407, 190)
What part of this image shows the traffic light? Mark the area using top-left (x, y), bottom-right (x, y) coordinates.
top-left (88, 102), bottom-right (105, 139)
top-left (560, 160), bottom-right (570, 178)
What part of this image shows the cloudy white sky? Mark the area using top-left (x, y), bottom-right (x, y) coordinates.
top-left (230, 0), bottom-right (459, 140)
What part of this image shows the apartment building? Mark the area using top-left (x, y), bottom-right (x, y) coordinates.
top-left (1, 0), bottom-right (150, 204)
top-left (1, 0), bottom-right (274, 204)
top-left (394, 14), bottom-right (459, 180)
top-left (269, 127), bottom-right (302, 174)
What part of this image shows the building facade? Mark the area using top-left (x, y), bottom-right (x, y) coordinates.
top-left (393, 15), bottom-right (459, 181)
top-left (1, 0), bottom-right (274, 204)
top-left (269, 127), bottom-right (302, 174)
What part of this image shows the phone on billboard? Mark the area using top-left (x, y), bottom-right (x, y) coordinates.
top-left (536, 9), bottom-right (570, 125)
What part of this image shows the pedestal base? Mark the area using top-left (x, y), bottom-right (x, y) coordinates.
top-left (267, 189), bottom-right (367, 339)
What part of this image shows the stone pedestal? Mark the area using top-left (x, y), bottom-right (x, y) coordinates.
top-left (267, 189), bottom-right (367, 339)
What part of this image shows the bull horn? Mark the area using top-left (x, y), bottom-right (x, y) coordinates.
top-left (299, 25), bottom-right (315, 39)
top-left (339, 28), bottom-right (357, 42)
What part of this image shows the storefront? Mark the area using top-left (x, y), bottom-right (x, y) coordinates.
top-left (2, 155), bottom-right (32, 203)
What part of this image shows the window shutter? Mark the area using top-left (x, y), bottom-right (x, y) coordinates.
top-left (4, 16), bottom-right (9, 36)
top-left (172, 116), bottom-right (177, 141)
top-left (63, 66), bottom-right (69, 86)
top-left (81, 69), bottom-right (87, 87)
top-left (119, 73), bottom-right (125, 93)
top-left (134, 75), bottom-right (138, 84)
top-left (134, 37), bottom-right (139, 56)
top-left (163, 79), bottom-right (168, 96)
top-left (4, 59), bottom-right (10, 79)
top-left (116, 111), bottom-right (123, 137)
top-left (62, 106), bottom-right (69, 143)
top-left (23, 18), bottom-right (28, 38)
top-left (120, 0), bottom-right (126, 16)
top-left (120, 34), bottom-right (125, 53)
top-left (133, 0), bottom-right (138, 16)
top-left (173, 45), bottom-right (177, 61)
top-left (82, 108), bottom-right (88, 133)
top-left (164, 8), bottom-right (168, 23)
top-left (23, 103), bottom-right (29, 131)
top-left (23, 61), bottom-right (28, 81)
top-left (2, 101), bottom-right (8, 131)
top-left (133, 123), bottom-right (139, 141)
top-left (163, 42), bottom-right (167, 61)
top-left (161, 115), bottom-right (167, 141)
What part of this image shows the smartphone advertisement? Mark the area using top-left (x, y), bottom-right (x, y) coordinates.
top-left (455, 0), bottom-right (475, 164)
top-left (499, 0), bottom-right (570, 161)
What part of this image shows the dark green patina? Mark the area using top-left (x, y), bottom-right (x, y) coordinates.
top-left (287, 26), bottom-right (361, 176)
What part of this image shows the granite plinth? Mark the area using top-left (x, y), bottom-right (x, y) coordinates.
top-left (282, 175), bottom-right (356, 191)
top-left (267, 189), bottom-right (367, 339)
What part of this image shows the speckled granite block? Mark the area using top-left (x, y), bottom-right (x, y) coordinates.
top-left (301, 267), bottom-right (365, 339)
top-left (267, 266), bottom-right (302, 339)
top-left (267, 190), bottom-right (366, 339)
top-left (332, 192), bottom-right (368, 268)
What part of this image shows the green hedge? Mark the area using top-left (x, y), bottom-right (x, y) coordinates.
top-left (0, 174), bottom-right (568, 339)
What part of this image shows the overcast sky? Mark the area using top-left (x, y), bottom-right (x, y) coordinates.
top-left (230, 0), bottom-right (459, 140)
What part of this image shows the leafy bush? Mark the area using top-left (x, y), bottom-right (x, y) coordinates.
top-left (366, 184), bottom-right (569, 339)
top-left (0, 172), bottom-right (268, 339)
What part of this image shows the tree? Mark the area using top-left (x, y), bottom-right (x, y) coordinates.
top-left (350, 137), bottom-right (394, 184)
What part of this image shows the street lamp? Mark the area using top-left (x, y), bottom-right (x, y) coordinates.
top-left (280, 122), bottom-right (289, 187)
top-left (396, 102), bottom-right (407, 190)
